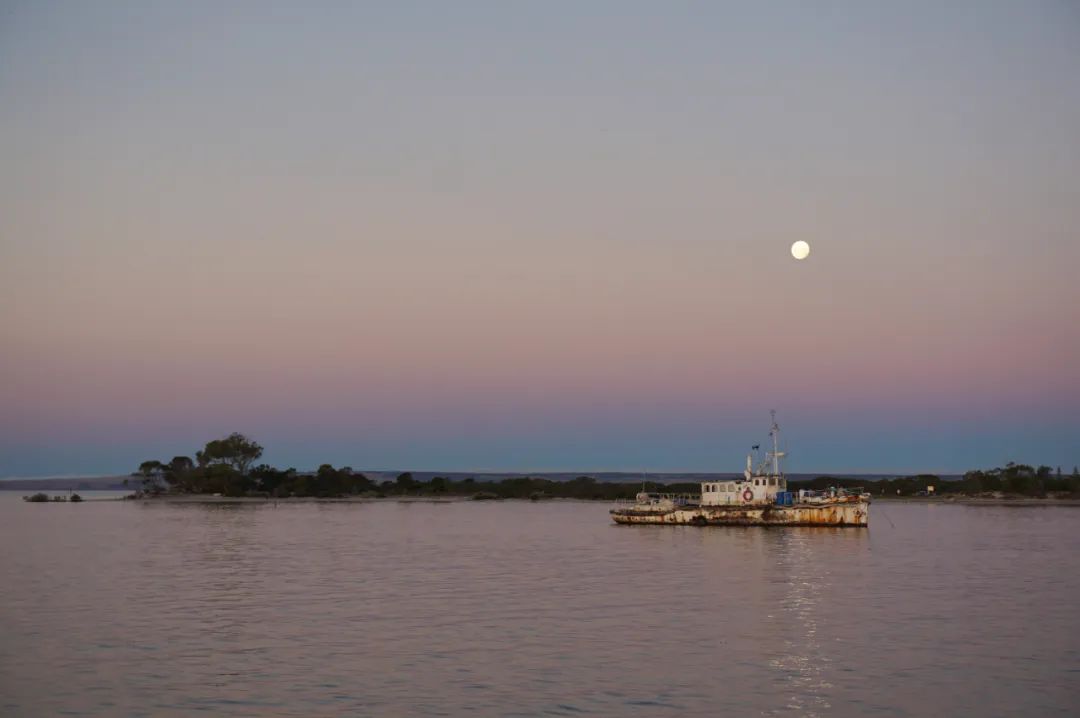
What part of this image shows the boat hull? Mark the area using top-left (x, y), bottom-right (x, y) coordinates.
top-left (610, 501), bottom-right (869, 527)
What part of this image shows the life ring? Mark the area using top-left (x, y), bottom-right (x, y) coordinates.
top-left (742, 488), bottom-right (754, 503)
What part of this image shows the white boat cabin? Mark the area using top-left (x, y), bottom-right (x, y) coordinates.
top-left (700, 474), bottom-right (786, 505)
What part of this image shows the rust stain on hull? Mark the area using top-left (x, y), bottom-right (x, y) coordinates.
top-left (610, 502), bottom-right (869, 527)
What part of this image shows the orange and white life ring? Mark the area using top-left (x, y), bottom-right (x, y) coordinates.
top-left (742, 487), bottom-right (753, 503)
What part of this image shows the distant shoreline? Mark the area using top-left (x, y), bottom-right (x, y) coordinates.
top-left (875, 495), bottom-right (1080, 506)
top-left (0, 472), bottom-right (958, 492)
top-left (17, 493), bottom-right (1080, 507)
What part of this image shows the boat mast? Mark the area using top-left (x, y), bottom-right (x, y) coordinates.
top-left (769, 410), bottom-right (785, 477)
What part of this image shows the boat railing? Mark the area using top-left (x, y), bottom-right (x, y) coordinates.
top-left (794, 487), bottom-right (872, 504)
top-left (612, 492), bottom-right (700, 506)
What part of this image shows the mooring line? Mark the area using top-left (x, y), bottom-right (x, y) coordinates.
top-left (878, 504), bottom-right (896, 528)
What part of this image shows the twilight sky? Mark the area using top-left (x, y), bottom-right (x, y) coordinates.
top-left (1, 1), bottom-right (1078, 477)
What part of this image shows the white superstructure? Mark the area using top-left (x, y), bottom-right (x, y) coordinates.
top-left (700, 410), bottom-right (787, 506)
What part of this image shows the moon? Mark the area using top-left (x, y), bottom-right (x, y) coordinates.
top-left (791, 241), bottom-right (810, 260)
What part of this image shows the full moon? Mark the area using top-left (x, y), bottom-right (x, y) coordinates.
top-left (791, 241), bottom-right (810, 260)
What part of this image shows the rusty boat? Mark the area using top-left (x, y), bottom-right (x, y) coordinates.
top-left (610, 413), bottom-right (870, 527)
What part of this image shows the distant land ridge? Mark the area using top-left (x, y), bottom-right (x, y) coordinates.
top-left (0, 472), bottom-right (957, 491)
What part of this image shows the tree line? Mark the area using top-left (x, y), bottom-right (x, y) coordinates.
top-left (134, 434), bottom-right (1079, 499)
top-left (133, 436), bottom-right (646, 499)
top-left (791, 463), bottom-right (1080, 498)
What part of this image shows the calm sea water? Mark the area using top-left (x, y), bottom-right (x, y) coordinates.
top-left (1, 494), bottom-right (1077, 717)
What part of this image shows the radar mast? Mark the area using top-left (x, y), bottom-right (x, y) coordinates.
top-left (767, 410), bottom-right (785, 477)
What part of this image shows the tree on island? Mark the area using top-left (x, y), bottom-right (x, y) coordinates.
top-left (169, 456), bottom-right (194, 474)
top-left (137, 434), bottom-right (261, 496)
top-left (195, 433), bottom-right (263, 475)
top-left (312, 464), bottom-right (375, 497)
top-left (395, 472), bottom-right (416, 494)
top-left (160, 456), bottom-right (196, 491)
top-left (136, 460), bottom-right (166, 495)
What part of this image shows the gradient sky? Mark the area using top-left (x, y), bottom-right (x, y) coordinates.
top-left (2, 1), bottom-right (1078, 476)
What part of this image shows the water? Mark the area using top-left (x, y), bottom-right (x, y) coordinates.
top-left (1, 495), bottom-right (1077, 716)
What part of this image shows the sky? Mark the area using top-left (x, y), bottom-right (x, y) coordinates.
top-left (1, 1), bottom-right (1078, 477)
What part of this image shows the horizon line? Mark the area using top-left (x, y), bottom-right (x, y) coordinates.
top-left (0, 468), bottom-right (970, 481)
